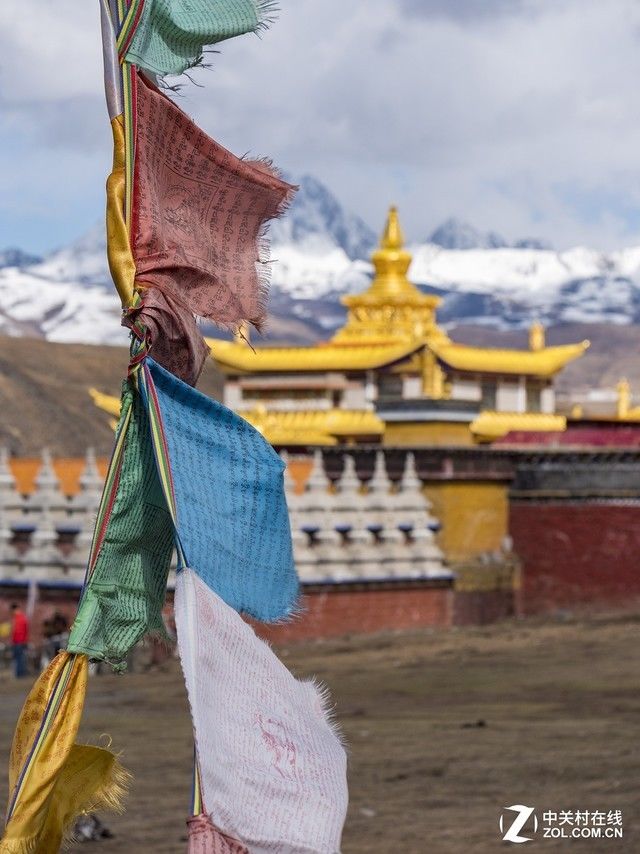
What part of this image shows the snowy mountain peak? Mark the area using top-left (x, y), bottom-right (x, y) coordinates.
top-left (35, 223), bottom-right (110, 287)
top-left (272, 173), bottom-right (377, 260)
top-left (0, 248), bottom-right (42, 269)
top-left (427, 217), bottom-right (553, 252)
top-left (2, 173), bottom-right (640, 345)
top-left (428, 217), bottom-right (508, 250)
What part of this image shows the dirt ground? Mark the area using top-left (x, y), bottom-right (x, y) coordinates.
top-left (1, 612), bottom-right (639, 853)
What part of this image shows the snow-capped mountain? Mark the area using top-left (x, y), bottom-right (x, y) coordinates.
top-left (427, 217), bottom-right (551, 252)
top-left (273, 174), bottom-right (376, 261)
top-left (0, 248), bottom-right (42, 269)
top-left (3, 175), bottom-right (640, 345)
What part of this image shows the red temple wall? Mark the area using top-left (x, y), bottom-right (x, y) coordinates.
top-left (510, 502), bottom-right (640, 614)
top-left (253, 585), bottom-right (454, 643)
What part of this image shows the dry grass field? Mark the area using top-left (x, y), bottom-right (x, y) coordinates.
top-left (1, 612), bottom-right (639, 853)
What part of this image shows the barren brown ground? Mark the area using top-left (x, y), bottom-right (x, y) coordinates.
top-left (1, 613), bottom-right (639, 853)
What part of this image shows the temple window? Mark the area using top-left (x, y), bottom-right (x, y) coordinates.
top-left (10, 524), bottom-right (36, 555)
top-left (496, 378), bottom-right (521, 411)
top-left (481, 380), bottom-right (497, 410)
top-left (56, 525), bottom-right (81, 556)
top-left (527, 382), bottom-right (542, 413)
top-left (378, 373), bottom-right (403, 399)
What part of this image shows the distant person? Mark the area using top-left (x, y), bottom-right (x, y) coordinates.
top-left (51, 612), bottom-right (69, 655)
top-left (10, 603), bottom-right (29, 678)
top-left (40, 618), bottom-right (55, 670)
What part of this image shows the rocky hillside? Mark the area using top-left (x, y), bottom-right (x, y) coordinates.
top-left (0, 337), bottom-right (223, 457)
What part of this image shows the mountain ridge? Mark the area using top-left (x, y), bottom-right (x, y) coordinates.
top-left (2, 173), bottom-right (640, 346)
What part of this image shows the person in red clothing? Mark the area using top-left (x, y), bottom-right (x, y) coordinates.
top-left (10, 603), bottom-right (29, 678)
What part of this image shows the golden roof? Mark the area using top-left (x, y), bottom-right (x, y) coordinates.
top-left (89, 387), bottom-right (119, 429)
top-left (470, 411), bottom-right (567, 442)
top-left (241, 407), bottom-right (384, 446)
top-left (210, 206), bottom-right (447, 375)
top-left (430, 339), bottom-right (590, 378)
top-left (208, 338), bottom-right (423, 374)
top-left (209, 206), bottom-right (589, 381)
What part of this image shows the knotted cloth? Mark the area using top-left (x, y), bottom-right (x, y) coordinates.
top-left (123, 287), bottom-right (210, 386)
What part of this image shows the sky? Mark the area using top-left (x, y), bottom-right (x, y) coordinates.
top-left (2, 0), bottom-right (640, 254)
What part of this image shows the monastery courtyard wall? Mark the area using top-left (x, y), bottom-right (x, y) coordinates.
top-left (1, 446), bottom-right (640, 643)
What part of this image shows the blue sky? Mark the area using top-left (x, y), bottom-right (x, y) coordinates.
top-left (2, 0), bottom-right (640, 254)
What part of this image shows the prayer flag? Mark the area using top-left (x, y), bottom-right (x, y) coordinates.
top-left (143, 357), bottom-right (299, 622)
top-left (67, 382), bottom-right (174, 668)
top-left (121, 0), bottom-right (277, 76)
top-left (1, 654), bottom-right (128, 854)
top-left (2, 2), bottom-right (348, 850)
top-left (176, 568), bottom-right (348, 853)
top-left (132, 72), bottom-right (296, 337)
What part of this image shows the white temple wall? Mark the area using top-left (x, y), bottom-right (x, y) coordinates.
top-left (0, 448), bottom-right (449, 589)
top-left (402, 376), bottom-right (422, 398)
top-left (450, 378), bottom-right (481, 402)
top-left (497, 380), bottom-right (522, 412)
top-left (541, 385), bottom-right (555, 414)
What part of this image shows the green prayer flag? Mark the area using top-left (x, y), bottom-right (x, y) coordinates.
top-left (67, 383), bottom-right (175, 669)
top-left (125, 0), bottom-right (274, 76)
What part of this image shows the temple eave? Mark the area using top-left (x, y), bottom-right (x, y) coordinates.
top-left (240, 408), bottom-right (385, 446)
top-left (431, 341), bottom-right (590, 378)
top-left (207, 339), bottom-right (425, 374)
top-left (470, 412), bottom-right (568, 442)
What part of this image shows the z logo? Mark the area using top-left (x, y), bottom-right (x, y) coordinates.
top-left (499, 805), bottom-right (538, 843)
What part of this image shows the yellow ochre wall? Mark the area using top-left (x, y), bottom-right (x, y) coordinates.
top-left (383, 421), bottom-right (474, 447)
top-left (423, 481), bottom-right (509, 562)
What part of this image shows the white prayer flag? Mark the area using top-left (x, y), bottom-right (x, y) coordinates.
top-left (176, 568), bottom-right (348, 854)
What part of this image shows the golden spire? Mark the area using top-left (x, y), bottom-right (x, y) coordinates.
top-left (367, 206), bottom-right (423, 300)
top-left (380, 205), bottom-right (404, 250)
top-left (333, 206), bottom-right (443, 345)
top-left (529, 320), bottom-right (545, 352)
top-left (617, 377), bottom-right (630, 418)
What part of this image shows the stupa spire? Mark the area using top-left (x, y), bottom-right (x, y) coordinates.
top-left (367, 205), bottom-right (422, 300)
top-left (380, 205), bottom-right (404, 251)
top-left (334, 205), bottom-right (443, 344)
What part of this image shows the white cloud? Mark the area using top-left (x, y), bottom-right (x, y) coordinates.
top-left (2, 0), bottom-right (640, 251)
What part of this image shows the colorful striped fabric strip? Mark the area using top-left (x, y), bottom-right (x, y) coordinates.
top-left (84, 386), bottom-right (132, 584)
top-left (116, 0), bottom-right (146, 61)
top-left (190, 749), bottom-right (203, 817)
top-left (137, 361), bottom-right (187, 568)
top-left (122, 63), bottom-right (136, 234)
